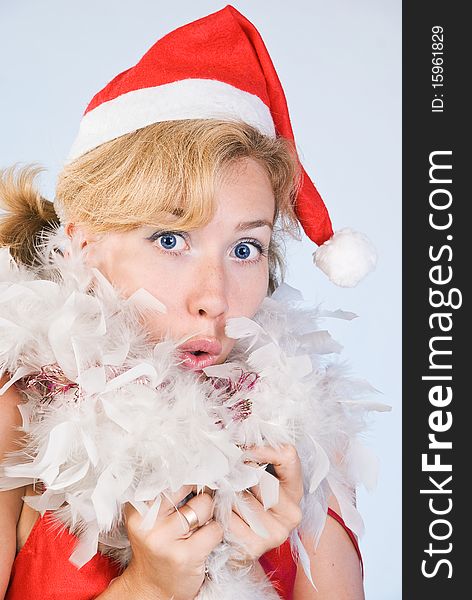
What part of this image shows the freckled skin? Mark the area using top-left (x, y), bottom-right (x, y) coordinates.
top-left (72, 158), bottom-right (275, 364)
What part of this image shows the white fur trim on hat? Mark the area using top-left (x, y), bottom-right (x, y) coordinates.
top-left (67, 79), bottom-right (276, 163)
top-left (313, 227), bottom-right (378, 287)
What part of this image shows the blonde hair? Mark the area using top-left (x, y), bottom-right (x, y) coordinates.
top-left (1, 119), bottom-right (302, 291)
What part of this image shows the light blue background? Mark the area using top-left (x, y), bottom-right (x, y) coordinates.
top-left (0, 1), bottom-right (401, 598)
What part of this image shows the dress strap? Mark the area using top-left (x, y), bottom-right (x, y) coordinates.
top-left (327, 507), bottom-right (364, 576)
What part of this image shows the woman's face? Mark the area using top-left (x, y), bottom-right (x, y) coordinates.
top-left (73, 157), bottom-right (275, 371)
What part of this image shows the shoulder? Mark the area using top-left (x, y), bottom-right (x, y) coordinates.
top-left (0, 373), bottom-right (27, 597)
top-left (292, 495), bottom-right (364, 600)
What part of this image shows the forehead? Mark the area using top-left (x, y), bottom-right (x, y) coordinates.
top-left (214, 158), bottom-right (275, 217)
top-left (219, 156), bottom-right (272, 188)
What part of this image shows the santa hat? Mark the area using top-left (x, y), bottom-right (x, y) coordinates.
top-left (67, 4), bottom-right (376, 287)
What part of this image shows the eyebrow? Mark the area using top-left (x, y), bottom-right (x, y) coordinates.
top-left (236, 219), bottom-right (273, 232)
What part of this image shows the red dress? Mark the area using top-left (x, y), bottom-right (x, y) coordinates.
top-left (6, 509), bottom-right (361, 599)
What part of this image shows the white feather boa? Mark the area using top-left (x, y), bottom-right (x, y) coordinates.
top-left (0, 231), bottom-right (389, 599)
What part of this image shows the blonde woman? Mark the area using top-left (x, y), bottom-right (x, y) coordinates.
top-left (0, 6), bottom-right (377, 600)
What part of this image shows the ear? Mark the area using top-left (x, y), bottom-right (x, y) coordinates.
top-left (65, 222), bottom-right (98, 249)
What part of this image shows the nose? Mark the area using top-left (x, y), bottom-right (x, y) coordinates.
top-left (187, 259), bottom-right (229, 320)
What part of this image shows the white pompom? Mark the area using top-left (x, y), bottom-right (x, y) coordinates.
top-left (313, 227), bottom-right (377, 287)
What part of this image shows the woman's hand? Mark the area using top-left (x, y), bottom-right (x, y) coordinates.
top-left (229, 444), bottom-right (303, 562)
top-left (120, 486), bottom-right (223, 600)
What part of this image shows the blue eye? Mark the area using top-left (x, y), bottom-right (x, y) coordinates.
top-left (159, 233), bottom-right (178, 249)
top-left (148, 231), bottom-right (187, 252)
top-left (233, 241), bottom-right (261, 261)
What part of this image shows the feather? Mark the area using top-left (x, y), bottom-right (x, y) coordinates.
top-left (328, 477), bottom-right (365, 538)
top-left (292, 529), bottom-right (317, 589)
top-left (23, 490), bottom-right (66, 514)
top-left (139, 496), bottom-right (162, 531)
top-left (0, 365), bottom-right (32, 394)
top-left (234, 496), bottom-right (269, 539)
top-left (4, 421), bottom-right (76, 485)
top-left (47, 461), bottom-right (91, 491)
top-left (104, 362), bottom-right (159, 391)
top-left (203, 362), bottom-right (242, 378)
top-left (270, 282), bottom-right (303, 303)
top-left (0, 227), bottom-right (387, 596)
top-left (77, 366), bottom-right (106, 394)
top-left (319, 308), bottom-right (358, 320)
top-left (307, 437), bottom-right (330, 494)
top-left (65, 492), bottom-right (97, 524)
top-left (286, 354), bottom-right (312, 379)
top-left (92, 464), bottom-right (134, 530)
top-left (340, 399), bottom-right (392, 412)
top-left (70, 523), bottom-right (100, 568)
top-left (298, 330), bottom-right (343, 354)
top-left (80, 429), bottom-right (99, 467)
top-left (225, 316), bottom-right (264, 341)
top-left (247, 343), bottom-right (280, 374)
top-left (126, 287), bottom-right (167, 314)
top-left (258, 469), bottom-right (279, 510)
top-left (0, 476), bottom-right (33, 490)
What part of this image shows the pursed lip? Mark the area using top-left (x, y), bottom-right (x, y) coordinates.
top-left (177, 337), bottom-right (223, 371)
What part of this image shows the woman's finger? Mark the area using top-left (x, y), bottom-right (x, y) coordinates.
top-left (227, 509), bottom-right (263, 558)
top-left (229, 501), bottom-right (289, 556)
top-left (159, 485), bottom-right (196, 516)
top-left (237, 487), bottom-right (302, 533)
top-left (185, 518), bottom-right (224, 557)
top-left (248, 471), bottom-right (286, 506)
top-left (245, 444), bottom-right (303, 503)
top-left (166, 491), bottom-right (215, 538)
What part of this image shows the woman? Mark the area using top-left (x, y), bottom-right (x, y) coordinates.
top-left (0, 5), bottom-right (376, 599)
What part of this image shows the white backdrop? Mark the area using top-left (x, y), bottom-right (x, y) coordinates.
top-left (0, 1), bottom-right (401, 598)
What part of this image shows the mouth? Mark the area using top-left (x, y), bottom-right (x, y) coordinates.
top-left (177, 337), bottom-right (222, 372)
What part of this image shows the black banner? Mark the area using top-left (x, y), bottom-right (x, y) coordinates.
top-left (403, 2), bottom-right (466, 596)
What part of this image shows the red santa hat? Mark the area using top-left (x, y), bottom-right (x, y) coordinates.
top-left (67, 4), bottom-right (376, 287)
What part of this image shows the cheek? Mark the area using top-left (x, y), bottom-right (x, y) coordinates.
top-left (130, 275), bottom-right (187, 341)
top-left (108, 251), bottom-right (182, 305)
top-left (91, 247), bottom-right (184, 332)
top-left (227, 263), bottom-right (269, 317)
